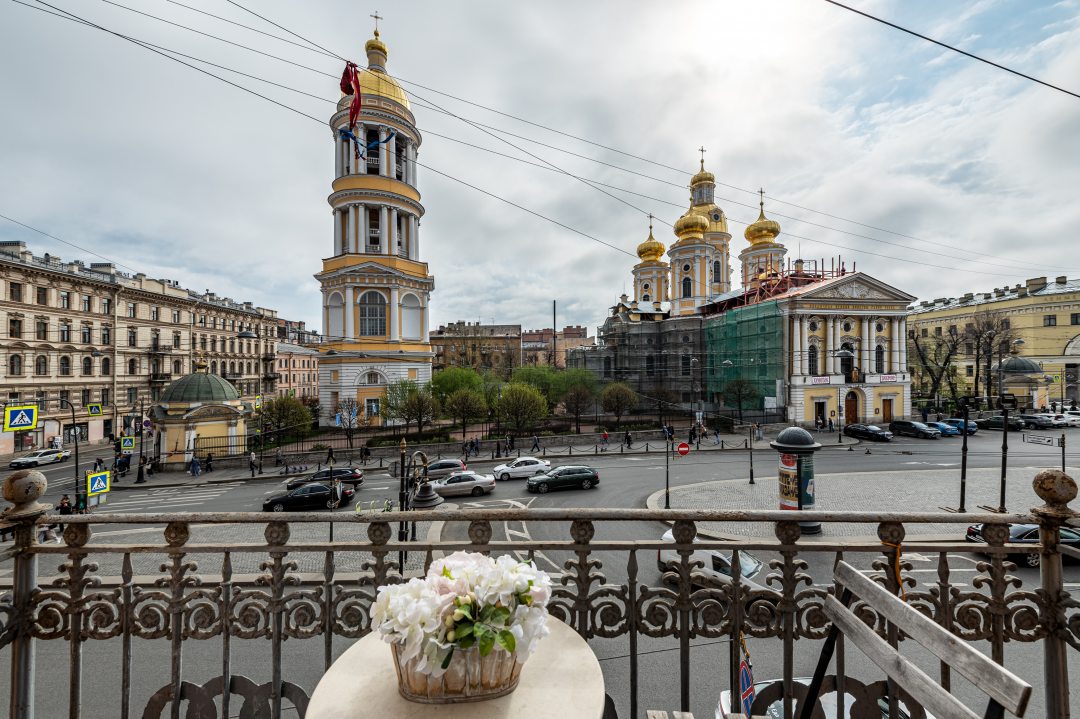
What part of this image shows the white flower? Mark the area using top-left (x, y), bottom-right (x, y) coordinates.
top-left (372, 577), bottom-right (454, 664)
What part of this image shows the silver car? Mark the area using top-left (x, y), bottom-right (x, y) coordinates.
top-left (432, 471), bottom-right (496, 498)
top-left (425, 458), bottom-right (467, 480)
top-left (657, 529), bottom-right (767, 591)
top-left (493, 456), bottom-right (551, 481)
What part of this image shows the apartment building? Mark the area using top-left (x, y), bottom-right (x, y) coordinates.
top-left (275, 343), bottom-right (320, 400)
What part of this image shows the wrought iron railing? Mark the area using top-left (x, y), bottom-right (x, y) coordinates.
top-left (0, 471), bottom-right (1076, 718)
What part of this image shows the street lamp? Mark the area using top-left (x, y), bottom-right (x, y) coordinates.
top-left (981, 340), bottom-right (1037, 514)
top-left (58, 398), bottom-right (80, 490)
top-left (831, 349), bottom-right (855, 444)
top-left (689, 357), bottom-right (702, 448)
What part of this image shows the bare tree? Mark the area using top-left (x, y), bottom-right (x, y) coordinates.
top-left (336, 398), bottom-right (364, 448)
top-left (911, 327), bottom-right (963, 409)
top-left (963, 310), bottom-right (1019, 408)
top-left (722, 379), bottom-right (761, 424)
top-left (561, 383), bottom-right (594, 434)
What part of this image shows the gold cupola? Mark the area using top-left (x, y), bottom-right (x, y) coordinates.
top-left (690, 158), bottom-right (715, 188)
top-left (351, 30), bottom-right (410, 110)
top-left (636, 225), bottom-right (665, 262)
top-left (743, 191), bottom-right (781, 244)
top-left (674, 208), bottom-right (709, 239)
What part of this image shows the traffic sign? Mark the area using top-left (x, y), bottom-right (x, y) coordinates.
top-left (1023, 433), bottom-right (1055, 447)
top-left (120, 436), bottom-right (136, 454)
top-left (677, 442), bottom-right (690, 456)
top-left (3, 405), bottom-right (38, 432)
top-left (86, 403), bottom-right (103, 416)
top-left (87, 470), bottom-right (111, 496)
top-left (998, 394), bottom-right (1018, 409)
top-left (254, 395), bottom-right (262, 409)
top-left (142, 419), bottom-right (151, 428)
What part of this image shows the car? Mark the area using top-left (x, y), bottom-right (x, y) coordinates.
top-left (966, 523), bottom-right (1080, 568)
top-left (974, 415), bottom-right (1026, 431)
top-left (492, 456), bottom-right (551, 481)
top-left (717, 677), bottom-right (933, 718)
top-left (425, 458), bottom-right (467, 480)
top-left (432, 471), bottom-right (496, 497)
top-left (9, 448), bottom-right (71, 468)
top-left (1040, 413), bottom-right (1068, 428)
top-left (926, 421), bottom-right (960, 437)
top-left (262, 483), bottom-right (354, 512)
top-left (286, 466), bottom-right (364, 491)
top-left (526, 465), bottom-right (599, 493)
top-left (941, 418), bottom-right (978, 435)
top-left (657, 529), bottom-right (767, 592)
top-left (841, 423), bottom-right (893, 442)
top-left (1019, 414), bottom-right (1054, 429)
top-left (1060, 414), bottom-right (1080, 427)
top-left (887, 420), bottom-right (941, 439)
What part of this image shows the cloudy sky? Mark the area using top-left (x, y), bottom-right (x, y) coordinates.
top-left (2, 0), bottom-right (1079, 336)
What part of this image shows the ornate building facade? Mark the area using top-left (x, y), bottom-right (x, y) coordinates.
top-left (316, 30), bottom-right (434, 426)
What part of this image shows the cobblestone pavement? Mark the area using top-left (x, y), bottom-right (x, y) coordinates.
top-left (647, 465), bottom-right (1079, 538)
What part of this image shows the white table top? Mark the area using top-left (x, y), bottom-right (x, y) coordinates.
top-left (306, 618), bottom-right (605, 718)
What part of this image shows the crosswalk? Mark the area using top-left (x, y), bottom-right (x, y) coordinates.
top-left (99, 482), bottom-right (245, 513)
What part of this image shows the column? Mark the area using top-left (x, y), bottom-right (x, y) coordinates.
top-left (346, 205), bottom-right (357, 254)
top-left (421, 298), bottom-right (429, 338)
top-left (868, 318), bottom-right (877, 374)
top-left (390, 208), bottom-right (399, 256)
top-left (334, 133), bottom-right (343, 177)
top-left (412, 145), bottom-right (419, 185)
top-left (379, 126), bottom-right (389, 177)
top-left (406, 141), bottom-right (415, 185)
top-left (411, 216), bottom-right (419, 259)
top-left (791, 314), bottom-right (802, 376)
top-left (379, 205), bottom-right (389, 254)
top-left (333, 209), bottom-right (342, 255)
top-left (861, 317), bottom-right (871, 373)
top-left (356, 204), bottom-right (366, 251)
top-left (388, 131), bottom-right (397, 180)
top-left (825, 317), bottom-right (835, 374)
top-left (890, 318), bottom-right (900, 372)
top-left (389, 287), bottom-right (400, 341)
top-left (357, 122), bottom-right (366, 175)
top-left (899, 319), bottom-right (908, 371)
top-left (800, 316), bottom-right (810, 375)
top-left (344, 286), bottom-right (354, 339)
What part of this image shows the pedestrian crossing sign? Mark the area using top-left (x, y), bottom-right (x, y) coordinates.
top-left (120, 436), bottom-right (136, 454)
top-left (3, 405), bottom-right (38, 432)
top-left (254, 395), bottom-right (262, 409)
top-left (87, 470), bottom-right (110, 496)
top-left (87, 403), bottom-right (103, 416)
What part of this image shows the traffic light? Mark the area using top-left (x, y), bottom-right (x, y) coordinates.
top-left (75, 492), bottom-right (87, 512)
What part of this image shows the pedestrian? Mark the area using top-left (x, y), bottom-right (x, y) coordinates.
top-left (531, 434), bottom-right (540, 452)
top-left (275, 447), bottom-right (284, 466)
top-left (600, 431), bottom-right (609, 451)
top-left (688, 426), bottom-right (696, 445)
top-left (921, 407), bottom-right (929, 422)
top-left (57, 495), bottom-right (72, 533)
top-left (204, 453), bottom-right (214, 473)
top-left (119, 454), bottom-right (130, 478)
top-left (135, 456), bottom-right (147, 484)
top-left (624, 430), bottom-right (632, 449)
top-left (249, 451), bottom-right (257, 478)
top-left (827, 417), bottom-right (834, 432)
top-left (713, 427), bottom-right (721, 445)
top-left (190, 455), bottom-right (201, 478)
top-left (508, 435), bottom-right (515, 451)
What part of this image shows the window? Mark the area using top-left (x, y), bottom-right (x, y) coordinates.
top-left (59, 356), bottom-right (71, 376)
top-left (127, 387), bottom-right (137, 404)
top-left (151, 306), bottom-right (159, 321)
top-left (81, 326), bottom-right (92, 343)
top-left (8, 318), bottom-right (22, 339)
top-left (59, 291), bottom-right (70, 309)
top-left (645, 355), bottom-right (656, 377)
top-left (1044, 315), bottom-right (1058, 327)
top-left (807, 345), bottom-right (819, 375)
top-left (603, 356), bottom-right (612, 379)
top-left (920, 328), bottom-right (928, 338)
top-left (641, 294), bottom-right (650, 302)
top-left (875, 345), bottom-right (885, 374)
top-left (34, 356), bottom-right (48, 375)
top-left (35, 321), bottom-right (47, 340)
top-left (101, 298), bottom-right (112, 315)
top-left (8, 355), bottom-right (22, 375)
top-left (358, 291), bottom-right (387, 335)
top-left (172, 359), bottom-right (181, 374)
top-left (200, 335), bottom-right (207, 350)
top-left (199, 315), bottom-right (206, 327)
top-left (9, 283), bottom-right (22, 302)
top-left (681, 277), bottom-right (692, 298)
top-left (126, 302), bottom-right (137, 318)
top-left (365, 371), bottom-right (381, 385)
top-left (843, 321), bottom-right (852, 332)
top-left (128, 358), bottom-right (138, 375)
top-left (934, 326), bottom-right (942, 336)
top-left (876, 322), bottom-right (885, 333)
top-left (1001, 319), bottom-right (1010, 329)
top-left (840, 342), bottom-right (854, 375)
top-left (127, 328), bottom-right (137, 347)
top-left (101, 388), bottom-right (110, 405)
top-left (947, 325), bottom-right (956, 335)
top-left (82, 357), bottom-right (92, 375)
top-left (965, 365), bottom-right (974, 377)
top-left (101, 358), bottom-right (111, 376)
top-left (101, 327), bottom-right (111, 345)
top-left (1073, 314), bottom-right (1080, 326)
top-left (172, 332), bottom-right (181, 349)
top-left (809, 321), bottom-right (818, 332)
top-left (58, 390), bottom-right (68, 407)
top-left (172, 309), bottom-right (181, 323)
top-left (58, 322), bottom-right (71, 342)
top-left (965, 343), bottom-right (974, 355)
top-left (365, 398), bottom-right (380, 418)
top-left (81, 295), bottom-right (91, 312)
top-left (81, 389), bottom-right (90, 407)
top-left (36, 287), bottom-right (48, 305)
top-left (681, 355), bottom-right (691, 376)
top-left (211, 361), bottom-right (218, 375)
top-left (712, 260), bottom-right (720, 282)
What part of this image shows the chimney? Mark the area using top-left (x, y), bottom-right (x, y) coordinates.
top-left (0, 241), bottom-right (27, 257)
top-left (1017, 287), bottom-right (1028, 297)
top-left (1026, 276), bottom-right (1047, 293)
top-left (961, 292), bottom-right (974, 302)
top-left (994, 288), bottom-right (1005, 297)
top-left (1056, 276), bottom-right (1068, 285)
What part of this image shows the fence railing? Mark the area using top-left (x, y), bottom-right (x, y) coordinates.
top-left (0, 469), bottom-right (1077, 718)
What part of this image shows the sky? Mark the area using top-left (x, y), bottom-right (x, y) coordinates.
top-left (2, 0), bottom-right (1079, 337)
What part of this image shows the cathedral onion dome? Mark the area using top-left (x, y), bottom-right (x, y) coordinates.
top-left (350, 30), bottom-right (410, 110)
top-left (690, 159), bottom-right (715, 187)
top-left (674, 210), bottom-right (709, 239)
top-left (744, 200), bottom-right (781, 244)
top-left (636, 228), bottom-right (665, 262)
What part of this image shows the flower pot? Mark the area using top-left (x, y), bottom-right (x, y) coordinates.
top-left (391, 643), bottom-right (524, 704)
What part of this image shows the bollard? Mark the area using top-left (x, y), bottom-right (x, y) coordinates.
top-left (542, 447), bottom-right (546, 456)
top-left (744, 439), bottom-right (748, 449)
top-left (595, 444), bottom-right (598, 455)
top-left (721, 439), bottom-right (725, 449)
top-left (318, 462), bottom-right (322, 471)
top-left (568, 445), bottom-right (573, 455)
top-left (645, 442), bottom-right (650, 452)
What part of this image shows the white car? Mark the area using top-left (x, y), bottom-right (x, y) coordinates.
top-left (1062, 414), bottom-right (1080, 427)
top-left (1036, 413), bottom-right (1068, 428)
top-left (9, 448), bottom-right (71, 468)
top-left (432, 472), bottom-right (496, 497)
top-left (492, 456), bottom-right (551, 481)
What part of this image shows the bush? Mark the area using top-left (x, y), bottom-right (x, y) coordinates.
top-left (311, 443), bottom-right (330, 451)
top-left (366, 430), bottom-right (453, 447)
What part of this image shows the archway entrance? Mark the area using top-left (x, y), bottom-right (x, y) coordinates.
top-left (845, 391), bottom-right (860, 424)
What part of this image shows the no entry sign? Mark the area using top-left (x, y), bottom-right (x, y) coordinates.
top-left (677, 442), bottom-right (690, 456)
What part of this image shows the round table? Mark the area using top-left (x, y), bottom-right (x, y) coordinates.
top-left (306, 618), bottom-right (605, 718)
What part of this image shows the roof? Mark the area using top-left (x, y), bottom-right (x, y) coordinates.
top-left (908, 277), bottom-right (1080, 316)
top-left (160, 372), bottom-right (240, 404)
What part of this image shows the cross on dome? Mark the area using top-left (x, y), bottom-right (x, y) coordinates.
top-left (370, 11), bottom-right (382, 33)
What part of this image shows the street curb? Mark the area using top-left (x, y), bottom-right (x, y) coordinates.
top-left (110, 471), bottom-right (308, 491)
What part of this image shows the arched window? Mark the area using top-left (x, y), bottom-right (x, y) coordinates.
top-left (645, 355), bottom-right (655, 378)
top-left (358, 291), bottom-right (387, 336)
top-left (603, 356), bottom-right (612, 379)
top-left (875, 345), bottom-right (885, 374)
top-left (713, 260), bottom-right (721, 282)
top-left (8, 355), bottom-right (22, 375)
top-left (59, 356), bottom-right (71, 376)
top-left (401, 293), bottom-right (422, 340)
top-left (840, 342), bottom-right (854, 376)
top-left (101, 358), bottom-right (111, 376)
top-left (807, 345), bottom-right (819, 376)
top-left (230, 361), bottom-right (236, 374)
top-left (642, 294), bottom-right (650, 303)
top-left (246, 362), bottom-right (252, 374)
top-left (681, 355), bottom-right (691, 376)
top-left (34, 355), bottom-right (48, 375)
top-left (327, 291), bottom-right (345, 340)
top-left (681, 277), bottom-right (692, 298)
top-left (82, 357), bottom-right (92, 375)
top-left (211, 361), bottom-right (218, 375)
top-left (365, 371), bottom-right (381, 385)
top-left (173, 359), bottom-right (182, 374)
top-left (128, 358), bottom-right (138, 375)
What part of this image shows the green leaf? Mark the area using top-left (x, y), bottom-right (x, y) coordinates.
top-left (477, 627), bottom-right (495, 656)
top-left (496, 629), bottom-right (516, 654)
top-left (455, 622), bottom-right (474, 639)
top-left (458, 636), bottom-right (476, 650)
top-left (459, 604), bottom-right (473, 621)
top-left (491, 606), bottom-right (512, 625)
top-left (441, 646), bottom-right (455, 670)
top-left (478, 605), bottom-right (495, 623)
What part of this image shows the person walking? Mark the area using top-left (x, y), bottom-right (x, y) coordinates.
top-left (249, 451), bottom-right (257, 478)
top-left (204, 453), bottom-right (214, 473)
top-left (135, 456), bottom-right (147, 484)
top-left (275, 448), bottom-right (284, 466)
top-left (827, 417), bottom-right (834, 432)
top-left (689, 426), bottom-right (697, 445)
top-left (57, 495), bottom-right (72, 533)
top-left (600, 430), bottom-right (609, 451)
top-left (624, 430), bottom-right (632, 449)
top-left (531, 434), bottom-right (540, 452)
top-left (190, 455), bottom-right (202, 478)
top-left (713, 427), bottom-right (721, 445)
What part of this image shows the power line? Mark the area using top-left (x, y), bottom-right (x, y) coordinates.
top-left (0, 212), bottom-right (142, 275)
top-left (822, 0), bottom-right (1080, 101)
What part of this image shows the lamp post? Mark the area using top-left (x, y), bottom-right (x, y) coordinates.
top-left (831, 349), bottom-right (855, 443)
top-left (134, 399), bottom-right (146, 484)
top-left (58, 398), bottom-right (79, 490)
top-left (979, 339), bottom-right (1029, 514)
top-left (689, 357), bottom-right (701, 449)
top-left (397, 438), bottom-right (408, 571)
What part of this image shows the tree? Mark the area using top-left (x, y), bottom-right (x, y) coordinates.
top-left (511, 366), bottom-right (559, 409)
top-left (561, 383), bottom-right (594, 434)
top-left (553, 368), bottom-right (596, 403)
top-left (911, 327), bottom-right (963, 411)
top-left (496, 383), bottom-right (548, 435)
top-left (444, 388), bottom-right (488, 439)
top-left (479, 370), bottom-right (505, 429)
top-left (381, 380), bottom-right (440, 435)
top-left (257, 396), bottom-right (313, 443)
top-left (335, 397), bottom-right (364, 448)
top-left (600, 382), bottom-right (637, 427)
top-left (430, 366), bottom-right (483, 404)
top-left (963, 310), bottom-right (1018, 408)
top-left (722, 379), bottom-right (761, 424)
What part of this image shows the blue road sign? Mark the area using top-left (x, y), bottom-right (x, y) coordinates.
top-left (87, 470), bottom-right (111, 496)
top-left (120, 437), bottom-right (136, 454)
top-left (3, 405), bottom-right (38, 432)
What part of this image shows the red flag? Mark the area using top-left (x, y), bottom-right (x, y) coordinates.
top-left (340, 62), bottom-right (363, 131)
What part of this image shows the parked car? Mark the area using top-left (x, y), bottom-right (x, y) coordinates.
top-left (717, 677), bottom-right (933, 719)
top-left (1019, 414), bottom-right (1054, 429)
top-left (425, 458), bottom-right (467, 480)
top-left (262, 483), bottom-right (354, 512)
top-left (841, 424), bottom-right (893, 442)
top-left (1038, 413), bottom-right (1068, 428)
top-left (657, 529), bottom-right (767, 591)
top-left (492, 456), bottom-right (551, 480)
top-left (887, 420), bottom-right (941, 439)
top-left (941, 418), bottom-right (978, 435)
top-left (966, 523), bottom-right (1080, 568)
top-left (926, 421), bottom-right (960, 437)
top-left (1060, 414), bottom-right (1080, 427)
top-left (9, 448), bottom-right (71, 468)
top-left (975, 415), bottom-right (1026, 431)
top-left (286, 466), bottom-right (364, 491)
top-left (526, 465), bottom-right (599, 493)
top-left (432, 471), bottom-right (496, 497)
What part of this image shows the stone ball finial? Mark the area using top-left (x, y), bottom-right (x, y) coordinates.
top-left (1033, 469), bottom-right (1077, 508)
top-left (2, 469), bottom-right (50, 518)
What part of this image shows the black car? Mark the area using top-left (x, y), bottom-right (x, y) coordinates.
top-left (842, 423), bottom-right (893, 442)
top-left (526, 466), bottom-right (599, 493)
top-left (1019, 414), bottom-right (1053, 429)
top-left (888, 420), bottom-right (941, 439)
top-left (286, 466), bottom-right (365, 491)
top-left (975, 415), bottom-right (1026, 431)
top-left (262, 483), bottom-right (354, 512)
top-left (966, 523), bottom-right (1080, 568)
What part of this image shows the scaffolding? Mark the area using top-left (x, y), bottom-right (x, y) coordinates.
top-left (705, 300), bottom-right (784, 412)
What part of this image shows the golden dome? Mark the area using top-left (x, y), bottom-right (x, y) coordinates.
top-left (744, 193), bottom-right (781, 244)
top-left (690, 158), bottom-right (714, 187)
top-left (348, 30), bottom-right (410, 110)
top-left (674, 210), bottom-right (709, 239)
top-left (636, 227), bottom-right (665, 262)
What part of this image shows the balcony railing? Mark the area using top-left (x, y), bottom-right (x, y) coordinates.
top-left (0, 470), bottom-right (1076, 718)
top-left (148, 372), bottom-right (172, 383)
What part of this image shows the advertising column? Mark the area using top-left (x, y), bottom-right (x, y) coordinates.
top-left (770, 426), bottom-right (822, 535)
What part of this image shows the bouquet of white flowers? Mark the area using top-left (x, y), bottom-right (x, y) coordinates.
top-left (371, 551), bottom-right (552, 702)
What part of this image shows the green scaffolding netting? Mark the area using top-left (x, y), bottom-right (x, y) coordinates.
top-left (705, 300), bottom-right (784, 410)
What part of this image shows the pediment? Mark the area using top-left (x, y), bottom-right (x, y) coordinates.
top-left (799, 273), bottom-right (915, 303)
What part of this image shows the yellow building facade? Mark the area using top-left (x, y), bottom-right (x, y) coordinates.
top-left (315, 30), bottom-right (434, 426)
top-left (150, 363), bottom-right (250, 469)
top-left (907, 276), bottom-right (1080, 409)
